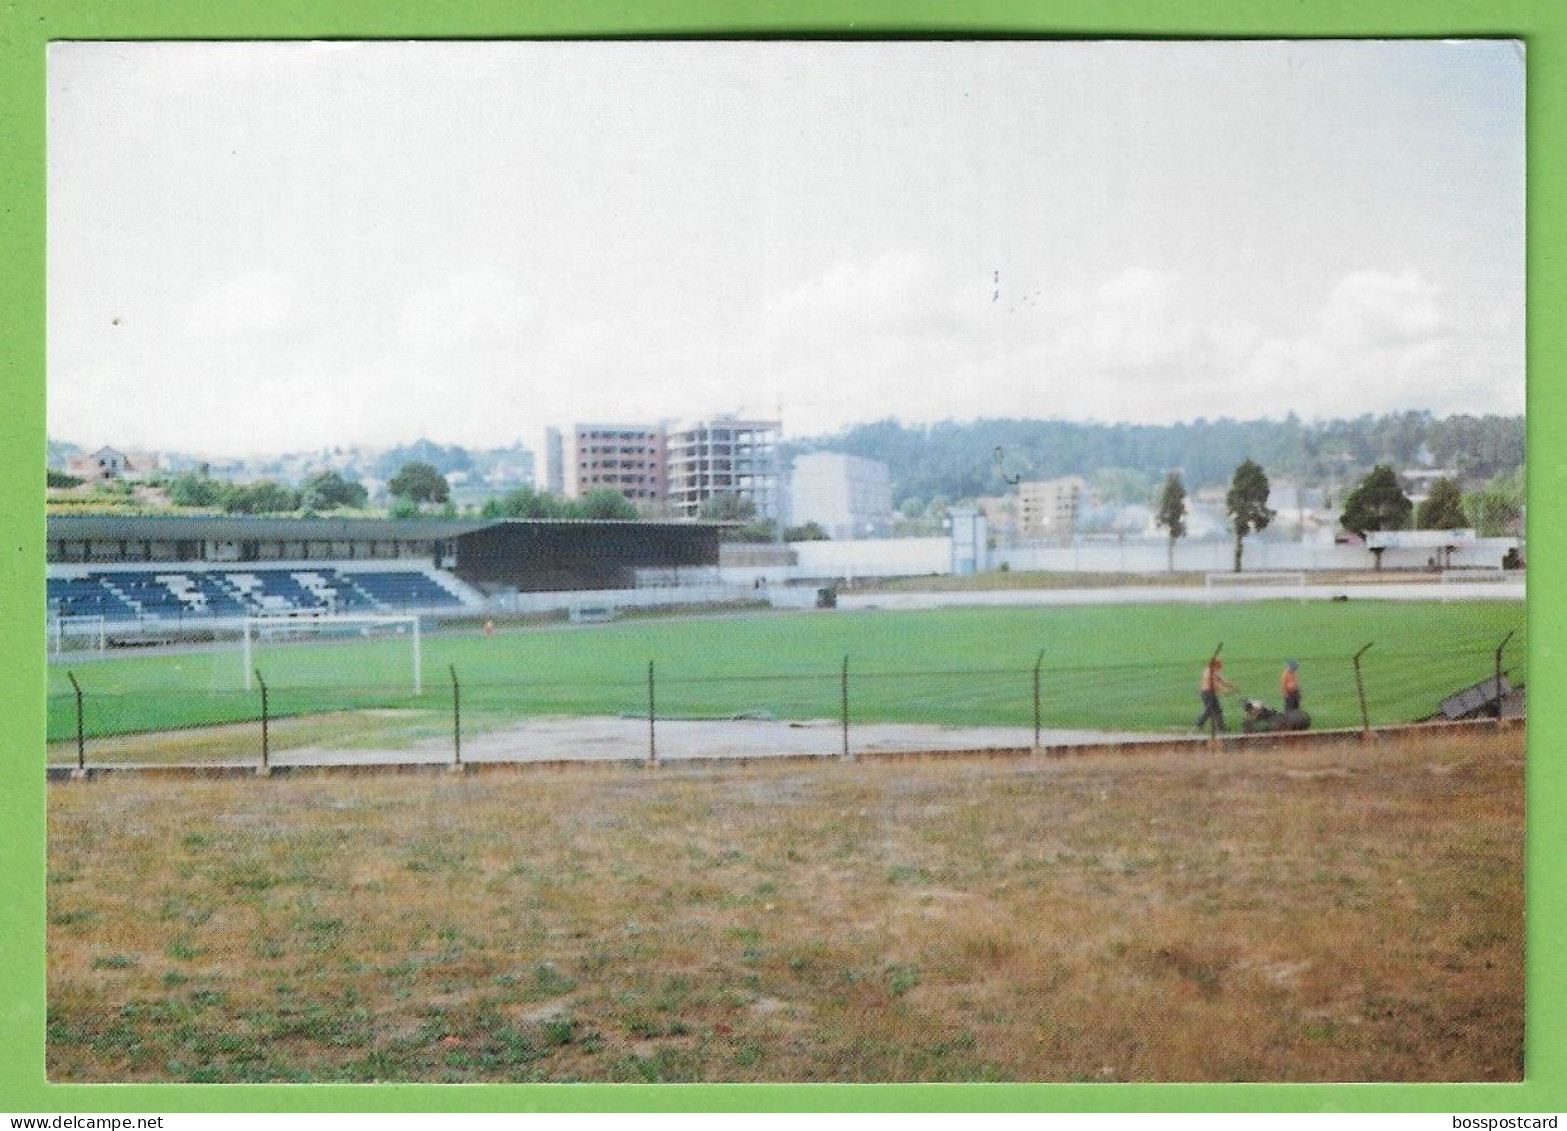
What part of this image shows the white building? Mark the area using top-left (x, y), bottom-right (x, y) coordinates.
top-left (788, 452), bottom-right (893, 538)
top-left (1017, 477), bottom-right (1085, 541)
top-left (65, 445), bottom-right (159, 482)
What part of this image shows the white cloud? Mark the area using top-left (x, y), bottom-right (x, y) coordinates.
top-left (1321, 269), bottom-right (1442, 347)
top-left (402, 270), bottom-right (536, 350)
top-left (703, 258), bottom-right (1519, 432)
top-left (187, 270), bottom-right (292, 338)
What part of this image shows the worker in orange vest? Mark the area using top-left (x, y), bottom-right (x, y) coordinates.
top-left (1195, 656), bottom-right (1237, 732)
top-left (1281, 659), bottom-right (1301, 712)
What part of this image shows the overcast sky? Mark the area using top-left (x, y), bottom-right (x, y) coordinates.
top-left (48, 39), bottom-right (1524, 459)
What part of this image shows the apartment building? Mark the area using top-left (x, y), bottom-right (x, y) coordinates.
top-left (666, 416), bottom-right (782, 520)
top-left (567, 424), bottom-right (668, 510)
top-left (543, 427), bottom-right (565, 496)
top-left (1017, 477), bottom-right (1086, 540)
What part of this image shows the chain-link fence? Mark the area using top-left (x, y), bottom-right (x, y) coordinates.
top-left (46, 624), bottom-right (1524, 771)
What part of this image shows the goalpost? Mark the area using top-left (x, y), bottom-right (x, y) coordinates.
top-left (1440, 564), bottom-right (1508, 582)
top-left (1203, 571), bottom-right (1308, 604)
top-left (1439, 565), bottom-right (1511, 601)
top-left (242, 614), bottom-right (422, 693)
top-left (48, 614), bottom-right (107, 657)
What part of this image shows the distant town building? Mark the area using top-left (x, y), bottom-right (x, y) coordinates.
top-left (1399, 467), bottom-right (1461, 503)
top-left (1017, 477), bottom-right (1085, 540)
top-left (481, 451), bottom-right (536, 490)
top-left (568, 424), bottom-right (668, 510)
top-left (544, 427), bottom-right (565, 495)
top-left (66, 446), bottom-right (159, 482)
top-left (788, 452), bottom-right (893, 539)
top-left (666, 416), bottom-right (782, 521)
top-left (975, 494), bottom-right (1019, 543)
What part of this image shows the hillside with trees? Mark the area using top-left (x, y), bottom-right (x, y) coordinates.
top-left (787, 412), bottom-right (1524, 508)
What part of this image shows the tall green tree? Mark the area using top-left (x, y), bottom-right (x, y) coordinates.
top-left (1464, 488), bottom-right (1522, 538)
top-left (1340, 464), bottom-right (1413, 569)
top-left (167, 470), bottom-right (226, 508)
top-left (785, 521), bottom-right (830, 541)
top-left (300, 470), bottom-right (368, 512)
top-left (481, 485), bottom-right (564, 520)
top-left (698, 492), bottom-right (757, 523)
top-left (387, 461), bottom-right (450, 505)
top-left (574, 489), bottom-right (639, 521)
top-left (1415, 476), bottom-right (1467, 531)
top-left (1154, 472), bottom-right (1187, 573)
top-left (221, 480), bottom-right (301, 515)
top-left (1226, 459), bottom-right (1274, 573)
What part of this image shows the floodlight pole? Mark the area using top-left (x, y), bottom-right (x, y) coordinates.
top-left (994, 446), bottom-right (1022, 487)
top-left (67, 670), bottom-right (84, 772)
top-left (1352, 643), bottom-right (1373, 737)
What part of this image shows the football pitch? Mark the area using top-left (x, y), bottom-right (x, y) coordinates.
top-left (47, 599), bottom-right (1524, 747)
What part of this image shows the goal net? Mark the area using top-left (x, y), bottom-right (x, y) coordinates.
top-left (1203, 571), bottom-right (1308, 603)
top-left (48, 614), bottom-right (106, 657)
top-left (1440, 565), bottom-right (1508, 582)
top-left (242, 613), bottom-right (422, 693)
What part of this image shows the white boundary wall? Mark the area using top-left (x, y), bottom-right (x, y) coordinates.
top-left (995, 538), bottom-right (1519, 574)
top-left (491, 584), bottom-right (757, 617)
top-left (716, 535), bottom-right (1522, 587)
top-left (722, 537), bottom-right (951, 586)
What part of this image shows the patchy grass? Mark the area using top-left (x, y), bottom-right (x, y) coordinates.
top-left (47, 730), bottom-right (1522, 1082)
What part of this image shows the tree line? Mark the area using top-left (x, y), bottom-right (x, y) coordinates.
top-left (1156, 461), bottom-right (1524, 572)
top-left (790, 412), bottom-right (1524, 510)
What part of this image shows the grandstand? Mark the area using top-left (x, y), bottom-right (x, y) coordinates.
top-left (48, 566), bottom-right (467, 623)
top-left (45, 514), bottom-right (725, 628)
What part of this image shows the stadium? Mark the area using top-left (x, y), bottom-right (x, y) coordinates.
top-left (44, 508), bottom-right (1527, 1084)
top-left (46, 510), bottom-right (1525, 770)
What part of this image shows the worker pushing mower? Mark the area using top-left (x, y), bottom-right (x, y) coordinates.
top-left (1196, 653), bottom-right (1313, 735)
top-left (1195, 655), bottom-right (1238, 732)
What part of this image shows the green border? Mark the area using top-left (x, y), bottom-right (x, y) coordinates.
top-left (1, 0), bottom-right (1558, 1113)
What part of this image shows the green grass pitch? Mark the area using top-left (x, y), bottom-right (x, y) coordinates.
top-left (46, 599), bottom-right (1524, 743)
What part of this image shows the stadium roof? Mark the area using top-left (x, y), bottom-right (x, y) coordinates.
top-left (46, 514), bottom-right (725, 541)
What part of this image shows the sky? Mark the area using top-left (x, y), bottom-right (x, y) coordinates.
top-left (47, 39), bottom-right (1525, 459)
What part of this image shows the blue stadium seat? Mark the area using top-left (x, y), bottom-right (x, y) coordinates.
top-left (47, 576), bottom-right (138, 621)
top-left (342, 571), bottom-right (463, 610)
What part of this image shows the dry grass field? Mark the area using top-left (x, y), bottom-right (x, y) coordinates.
top-left (47, 729), bottom-right (1523, 1083)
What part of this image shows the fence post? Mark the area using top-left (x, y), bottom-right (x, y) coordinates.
top-left (1352, 643), bottom-right (1373, 739)
top-left (647, 660), bottom-right (657, 766)
top-left (841, 655), bottom-right (850, 760)
top-left (449, 663), bottom-right (462, 770)
top-left (1494, 630), bottom-right (1515, 724)
top-left (67, 671), bottom-right (85, 775)
top-left (254, 668), bottom-right (270, 774)
top-left (1208, 643), bottom-right (1223, 747)
top-left (1032, 650), bottom-right (1044, 751)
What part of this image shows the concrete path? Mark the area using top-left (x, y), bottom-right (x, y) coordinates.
top-left (839, 580), bottom-right (1523, 611)
top-left (256, 716), bottom-right (1176, 768)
